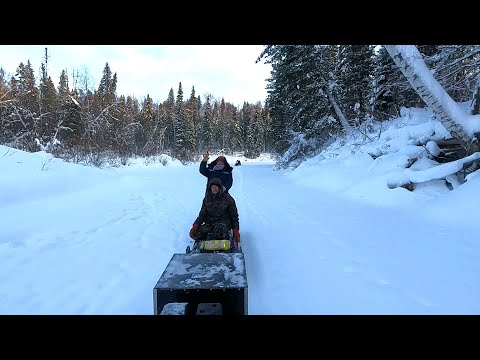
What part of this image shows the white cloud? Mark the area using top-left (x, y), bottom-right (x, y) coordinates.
top-left (0, 45), bottom-right (271, 107)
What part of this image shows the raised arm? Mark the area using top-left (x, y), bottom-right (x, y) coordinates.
top-left (199, 160), bottom-right (209, 177)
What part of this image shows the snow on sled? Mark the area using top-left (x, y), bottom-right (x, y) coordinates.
top-left (153, 233), bottom-right (247, 315)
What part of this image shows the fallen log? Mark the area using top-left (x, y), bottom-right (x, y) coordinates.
top-left (387, 152), bottom-right (480, 190)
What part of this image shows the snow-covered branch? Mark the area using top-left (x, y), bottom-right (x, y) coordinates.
top-left (387, 152), bottom-right (480, 189)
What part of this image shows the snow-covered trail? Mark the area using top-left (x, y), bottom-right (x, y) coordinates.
top-left (0, 164), bottom-right (205, 314)
top-left (1, 159), bottom-right (478, 314)
top-left (233, 162), bottom-right (480, 314)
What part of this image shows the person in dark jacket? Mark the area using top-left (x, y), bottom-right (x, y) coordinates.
top-left (199, 153), bottom-right (233, 194)
top-left (189, 178), bottom-right (240, 243)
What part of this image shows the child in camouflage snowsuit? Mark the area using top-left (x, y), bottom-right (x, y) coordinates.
top-left (189, 178), bottom-right (240, 242)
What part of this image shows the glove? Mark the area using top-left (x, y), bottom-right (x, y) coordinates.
top-left (202, 153), bottom-right (209, 162)
top-left (232, 228), bottom-right (240, 243)
top-left (189, 223), bottom-right (199, 239)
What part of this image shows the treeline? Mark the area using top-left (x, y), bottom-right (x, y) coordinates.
top-left (0, 49), bottom-right (271, 165)
top-left (2, 46), bottom-right (480, 167)
top-left (259, 45), bottom-right (480, 166)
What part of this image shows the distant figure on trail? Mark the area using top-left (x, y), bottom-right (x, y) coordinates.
top-left (199, 153), bottom-right (233, 194)
top-left (235, 159), bottom-right (241, 166)
top-left (189, 178), bottom-right (240, 243)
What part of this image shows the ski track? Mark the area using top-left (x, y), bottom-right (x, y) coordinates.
top-left (234, 163), bottom-right (480, 314)
top-left (1, 161), bottom-right (479, 314)
top-left (0, 168), bottom-right (203, 314)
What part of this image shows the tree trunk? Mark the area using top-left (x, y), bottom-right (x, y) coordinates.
top-left (326, 89), bottom-right (354, 135)
top-left (470, 75), bottom-right (480, 115)
top-left (384, 45), bottom-right (480, 154)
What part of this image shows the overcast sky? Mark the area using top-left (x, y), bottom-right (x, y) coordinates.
top-left (0, 45), bottom-right (271, 107)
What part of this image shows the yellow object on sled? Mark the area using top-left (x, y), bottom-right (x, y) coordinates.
top-left (200, 240), bottom-right (231, 251)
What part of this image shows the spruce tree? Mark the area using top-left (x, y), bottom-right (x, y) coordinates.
top-left (337, 45), bottom-right (374, 125)
top-left (200, 95), bottom-right (213, 152)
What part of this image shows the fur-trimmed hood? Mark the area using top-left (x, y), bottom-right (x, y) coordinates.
top-left (208, 156), bottom-right (233, 173)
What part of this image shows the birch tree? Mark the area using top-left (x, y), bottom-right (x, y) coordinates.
top-left (384, 45), bottom-right (480, 154)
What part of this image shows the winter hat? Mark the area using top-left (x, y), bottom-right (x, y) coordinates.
top-left (209, 178), bottom-right (223, 188)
